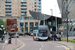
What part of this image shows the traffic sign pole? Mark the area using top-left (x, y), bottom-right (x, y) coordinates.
top-left (7, 32), bottom-right (8, 44)
top-left (15, 32), bottom-right (17, 45)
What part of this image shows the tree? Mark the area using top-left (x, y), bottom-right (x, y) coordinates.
top-left (21, 27), bottom-right (24, 32)
top-left (0, 19), bottom-right (6, 35)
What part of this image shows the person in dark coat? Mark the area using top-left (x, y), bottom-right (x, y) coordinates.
top-left (54, 34), bottom-right (57, 41)
top-left (8, 33), bottom-right (12, 44)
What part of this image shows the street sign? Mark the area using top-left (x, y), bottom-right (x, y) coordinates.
top-left (7, 19), bottom-right (17, 32)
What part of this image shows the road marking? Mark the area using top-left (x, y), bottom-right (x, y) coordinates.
top-left (39, 44), bottom-right (43, 50)
top-left (16, 39), bottom-right (25, 50)
top-left (49, 41), bottom-right (70, 50)
top-left (68, 46), bottom-right (74, 49)
top-left (55, 46), bottom-right (63, 48)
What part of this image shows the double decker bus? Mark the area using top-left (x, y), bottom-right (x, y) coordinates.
top-left (33, 25), bottom-right (49, 41)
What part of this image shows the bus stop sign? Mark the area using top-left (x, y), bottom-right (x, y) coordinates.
top-left (7, 19), bottom-right (17, 32)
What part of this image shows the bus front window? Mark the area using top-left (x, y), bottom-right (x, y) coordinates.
top-left (39, 30), bottom-right (48, 37)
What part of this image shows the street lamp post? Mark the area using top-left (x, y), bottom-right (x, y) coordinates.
top-left (64, 0), bottom-right (69, 42)
top-left (43, 15), bottom-right (46, 25)
top-left (66, 0), bottom-right (69, 42)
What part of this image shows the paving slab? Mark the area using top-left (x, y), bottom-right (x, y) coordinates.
top-left (4, 38), bottom-right (21, 50)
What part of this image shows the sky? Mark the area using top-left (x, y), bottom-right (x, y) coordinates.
top-left (41, 0), bottom-right (61, 17)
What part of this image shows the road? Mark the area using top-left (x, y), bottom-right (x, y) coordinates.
top-left (17, 36), bottom-right (66, 50)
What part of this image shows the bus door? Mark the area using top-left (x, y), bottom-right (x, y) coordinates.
top-left (33, 30), bottom-right (38, 39)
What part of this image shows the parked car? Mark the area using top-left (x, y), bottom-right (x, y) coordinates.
top-left (18, 33), bottom-right (24, 36)
top-left (25, 33), bottom-right (30, 35)
top-left (0, 34), bottom-right (5, 38)
top-left (11, 34), bottom-right (19, 38)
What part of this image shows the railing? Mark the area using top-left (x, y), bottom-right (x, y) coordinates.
top-left (21, 7), bottom-right (27, 8)
top-left (21, 13), bottom-right (26, 15)
top-left (5, 3), bottom-right (11, 5)
top-left (21, 4), bottom-right (27, 5)
top-left (5, 7), bottom-right (11, 8)
top-left (21, 10), bottom-right (27, 12)
top-left (5, 13), bottom-right (11, 15)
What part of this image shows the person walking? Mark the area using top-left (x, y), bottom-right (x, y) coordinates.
top-left (54, 34), bottom-right (57, 41)
top-left (58, 33), bottom-right (61, 41)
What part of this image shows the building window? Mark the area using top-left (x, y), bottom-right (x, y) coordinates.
top-left (15, 9), bottom-right (17, 11)
top-left (39, 0), bottom-right (41, 1)
top-left (0, 6), bottom-right (1, 8)
top-left (48, 22), bottom-right (51, 26)
top-left (3, 9), bottom-right (4, 11)
top-left (29, 7), bottom-right (31, 8)
top-left (35, 9), bottom-right (36, 11)
top-left (15, 3), bottom-right (17, 5)
top-left (30, 22), bottom-right (34, 32)
top-left (29, 3), bottom-right (31, 5)
top-left (15, 13), bottom-right (17, 14)
top-left (53, 21), bottom-right (56, 27)
top-left (2, 6), bottom-right (4, 8)
top-left (35, 2), bottom-right (36, 4)
top-left (25, 22), bottom-right (28, 33)
top-left (20, 22), bottom-right (24, 32)
top-left (3, 13), bottom-right (4, 14)
top-left (0, 13), bottom-right (1, 14)
top-left (24, 17), bottom-right (29, 20)
top-left (17, 21), bottom-right (18, 26)
top-left (0, 9), bottom-right (1, 11)
top-left (35, 22), bottom-right (38, 27)
top-left (13, 9), bottom-right (14, 11)
top-left (13, 13), bottom-right (14, 14)
top-left (20, 23), bottom-right (24, 27)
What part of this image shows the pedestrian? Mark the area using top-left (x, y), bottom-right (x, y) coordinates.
top-left (56, 34), bottom-right (59, 41)
top-left (58, 33), bottom-right (61, 41)
top-left (54, 34), bottom-right (57, 41)
top-left (48, 34), bottom-right (50, 40)
top-left (51, 34), bottom-right (54, 40)
top-left (1, 35), bottom-right (3, 41)
top-left (8, 33), bottom-right (12, 44)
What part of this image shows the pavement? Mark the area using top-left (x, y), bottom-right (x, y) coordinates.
top-left (0, 38), bottom-right (22, 50)
top-left (0, 36), bottom-right (75, 50)
top-left (0, 42), bottom-right (4, 50)
top-left (51, 41), bottom-right (75, 50)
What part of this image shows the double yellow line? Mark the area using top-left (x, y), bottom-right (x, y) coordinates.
top-left (16, 39), bottom-right (25, 50)
top-left (58, 43), bottom-right (70, 50)
top-left (49, 41), bottom-right (70, 50)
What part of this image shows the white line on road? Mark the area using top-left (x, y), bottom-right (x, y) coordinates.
top-left (39, 44), bottom-right (43, 50)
